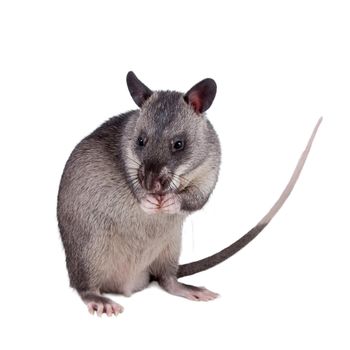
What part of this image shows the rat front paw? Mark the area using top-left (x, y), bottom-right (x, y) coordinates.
top-left (140, 195), bottom-right (161, 214)
top-left (159, 193), bottom-right (181, 214)
top-left (140, 193), bottom-right (181, 215)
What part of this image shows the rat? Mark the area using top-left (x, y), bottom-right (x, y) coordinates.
top-left (57, 71), bottom-right (322, 316)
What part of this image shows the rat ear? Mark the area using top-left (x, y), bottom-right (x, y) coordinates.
top-left (126, 71), bottom-right (153, 107)
top-left (184, 78), bottom-right (217, 114)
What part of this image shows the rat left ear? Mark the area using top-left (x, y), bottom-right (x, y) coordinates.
top-left (126, 71), bottom-right (153, 108)
top-left (184, 78), bottom-right (217, 114)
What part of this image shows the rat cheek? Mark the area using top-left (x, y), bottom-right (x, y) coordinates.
top-left (128, 143), bottom-right (145, 170)
top-left (171, 163), bottom-right (191, 190)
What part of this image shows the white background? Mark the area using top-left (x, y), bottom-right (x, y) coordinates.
top-left (1, 1), bottom-right (349, 349)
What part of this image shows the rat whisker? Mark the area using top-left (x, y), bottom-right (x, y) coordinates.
top-left (125, 176), bottom-right (140, 190)
top-left (161, 196), bottom-right (173, 206)
top-left (169, 178), bottom-right (179, 192)
top-left (161, 202), bottom-right (176, 210)
top-left (124, 154), bottom-right (141, 167)
top-left (170, 172), bottom-right (205, 196)
top-left (126, 166), bottom-right (140, 171)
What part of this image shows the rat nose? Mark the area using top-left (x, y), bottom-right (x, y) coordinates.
top-left (138, 163), bottom-right (170, 193)
top-left (152, 179), bottom-right (162, 193)
top-left (143, 172), bottom-right (163, 192)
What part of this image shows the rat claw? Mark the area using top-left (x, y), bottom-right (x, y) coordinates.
top-left (105, 304), bottom-right (113, 317)
top-left (85, 297), bottom-right (124, 317)
top-left (96, 303), bottom-right (104, 316)
top-left (88, 303), bottom-right (95, 315)
top-left (112, 303), bottom-right (123, 316)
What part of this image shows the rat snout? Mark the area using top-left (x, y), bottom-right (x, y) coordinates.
top-left (146, 175), bottom-right (162, 193)
top-left (138, 163), bottom-right (171, 193)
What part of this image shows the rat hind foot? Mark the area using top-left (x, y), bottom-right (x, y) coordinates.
top-left (159, 277), bottom-right (219, 301)
top-left (178, 284), bottom-right (219, 301)
top-left (79, 291), bottom-right (124, 317)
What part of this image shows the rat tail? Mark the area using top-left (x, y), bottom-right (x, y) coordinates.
top-left (177, 117), bottom-right (323, 279)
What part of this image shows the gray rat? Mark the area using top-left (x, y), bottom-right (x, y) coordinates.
top-left (57, 71), bottom-right (322, 316)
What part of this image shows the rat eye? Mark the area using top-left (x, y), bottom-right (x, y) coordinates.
top-left (137, 136), bottom-right (147, 147)
top-left (172, 140), bottom-right (184, 151)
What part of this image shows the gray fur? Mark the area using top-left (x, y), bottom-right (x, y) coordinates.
top-left (57, 72), bottom-right (221, 312)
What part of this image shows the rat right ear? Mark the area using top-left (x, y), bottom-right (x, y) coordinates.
top-left (126, 71), bottom-right (153, 108)
top-left (184, 78), bottom-right (217, 114)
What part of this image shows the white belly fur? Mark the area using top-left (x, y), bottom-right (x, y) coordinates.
top-left (96, 213), bottom-right (183, 296)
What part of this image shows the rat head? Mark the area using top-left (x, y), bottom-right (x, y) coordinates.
top-left (125, 71), bottom-right (217, 197)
